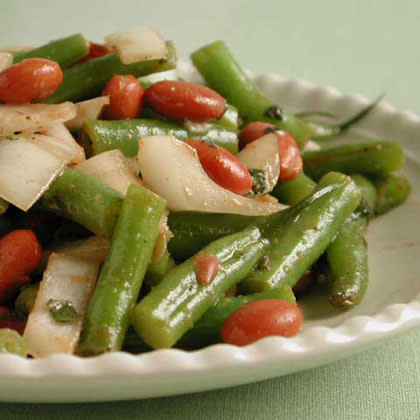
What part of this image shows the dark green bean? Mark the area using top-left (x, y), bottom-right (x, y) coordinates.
top-left (46, 41), bottom-right (177, 103)
top-left (81, 118), bottom-right (239, 157)
top-left (371, 173), bottom-right (411, 215)
top-left (191, 41), bottom-right (313, 149)
top-left (239, 172), bottom-right (361, 293)
top-left (13, 34), bottom-right (89, 68)
top-left (271, 173), bottom-right (316, 205)
top-left (38, 168), bottom-right (122, 238)
top-left (303, 141), bottom-right (404, 180)
top-left (79, 184), bottom-right (166, 354)
top-left (132, 226), bottom-right (268, 349)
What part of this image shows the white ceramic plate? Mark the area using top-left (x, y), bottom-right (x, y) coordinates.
top-left (1, 63), bottom-right (419, 403)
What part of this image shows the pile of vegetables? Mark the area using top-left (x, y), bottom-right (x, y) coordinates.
top-left (0, 29), bottom-right (410, 357)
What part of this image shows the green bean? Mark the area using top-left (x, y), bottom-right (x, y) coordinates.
top-left (217, 104), bottom-right (239, 131)
top-left (191, 41), bottom-right (313, 149)
top-left (326, 216), bottom-right (368, 308)
top-left (15, 284), bottom-right (39, 316)
top-left (45, 41), bottom-right (177, 103)
top-left (124, 286), bottom-right (296, 352)
top-left (303, 141), bottom-right (404, 180)
top-left (168, 212), bottom-right (258, 260)
top-left (0, 329), bottom-right (27, 356)
top-left (79, 184), bottom-right (166, 355)
top-left (145, 235), bottom-right (175, 287)
top-left (132, 226), bottom-right (268, 349)
top-left (38, 168), bottom-right (122, 238)
top-left (325, 174), bottom-right (375, 309)
top-left (239, 172), bottom-right (361, 293)
top-left (371, 173), bottom-right (411, 215)
top-left (351, 174), bottom-right (377, 218)
top-left (0, 198), bottom-right (8, 216)
top-left (81, 118), bottom-right (239, 157)
top-left (178, 286), bottom-right (295, 348)
top-left (271, 173), bottom-right (316, 205)
top-left (12, 34), bottom-right (89, 68)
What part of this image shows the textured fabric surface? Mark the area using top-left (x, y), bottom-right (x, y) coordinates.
top-left (1, 0), bottom-right (420, 418)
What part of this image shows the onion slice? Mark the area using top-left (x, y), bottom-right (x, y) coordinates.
top-left (236, 133), bottom-right (280, 194)
top-left (0, 136), bottom-right (71, 211)
top-left (137, 136), bottom-right (285, 215)
top-left (41, 124), bottom-right (86, 164)
top-left (65, 96), bottom-right (109, 132)
top-left (0, 52), bottom-right (12, 72)
top-left (76, 150), bottom-right (143, 195)
top-left (105, 28), bottom-right (166, 64)
top-left (24, 252), bottom-right (100, 358)
top-left (0, 102), bottom-right (76, 137)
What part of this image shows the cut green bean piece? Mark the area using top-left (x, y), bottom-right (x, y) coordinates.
top-left (168, 212), bottom-right (258, 261)
top-left (371, 173), bottom-right (411, 215)
top-left (145, 235), bottom-right (175, 287)
top-left (191, 41), bottom-right (313, 149)
top-left (271, 173), bottom-right (316, 205)
top-left (12, 34), bottom-right (89, 68)
top-left (38, 168), bottom-right (122, 238)
top-left (350, 174), bottom-right (377, 218)
top-left (178, 286), bottom-right (295, 348)
top-left (239, 172), bottom-right (361, 293)
top-left (79, 184), bottom-right (166, 354)
top-left (81, 118), bottom-right (238, 157)
top-left (303, 141), bottom-right (404, 180)
top-left (46, 41), bottom-right (177, 103)
top-left (132, 226), bottom-right (268, 349)
top-left (124, 286), bottom-right (296, 351)
top-left (216, 104), bottom-right (239, 131)
top-left (0, 329), bottom-right (27, 356)
top-left (327, 216), bottom-right (368, 308)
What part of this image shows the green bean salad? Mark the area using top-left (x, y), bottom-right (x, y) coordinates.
top-left (0, 28), bottom-right (410, 357)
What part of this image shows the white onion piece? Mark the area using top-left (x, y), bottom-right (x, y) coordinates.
top-left (0, 52), bottom-right (12, 72)
top-left (305, 140), bottom-right (321, 151)
top-left (138, 69), bottom-right (177, 84)
top-left (137, 136), bottom-right (285, 215)
top-left (76, 150), bottom-right (143, 195)
top-left (41, 124), bottom-right (86, 164)
top-left (66, 96), bottom-right (109, 132)
top-left (24, 252), bottom-right (100, 358)
top-left (0, 137), bottom-right (69, 211)
top-left (55, 237), bottom-right (110, 263)
top-left (28, 134), bottom-right (78, 163)
top-left (236, 133), bottom-right (280, 194)
top-left (0, 102), bottom-right (76, 137)
top-left (105, 28), bottom-right (166, 64)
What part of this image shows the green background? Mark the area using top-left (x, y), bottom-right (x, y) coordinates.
top-left (1, 0), bottom-right (420, 418)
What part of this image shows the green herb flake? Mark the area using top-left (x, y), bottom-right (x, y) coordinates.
top-left (48, 299), bottom-right (80, 324)
top-left (248, 168), bottom-right (269, 196)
